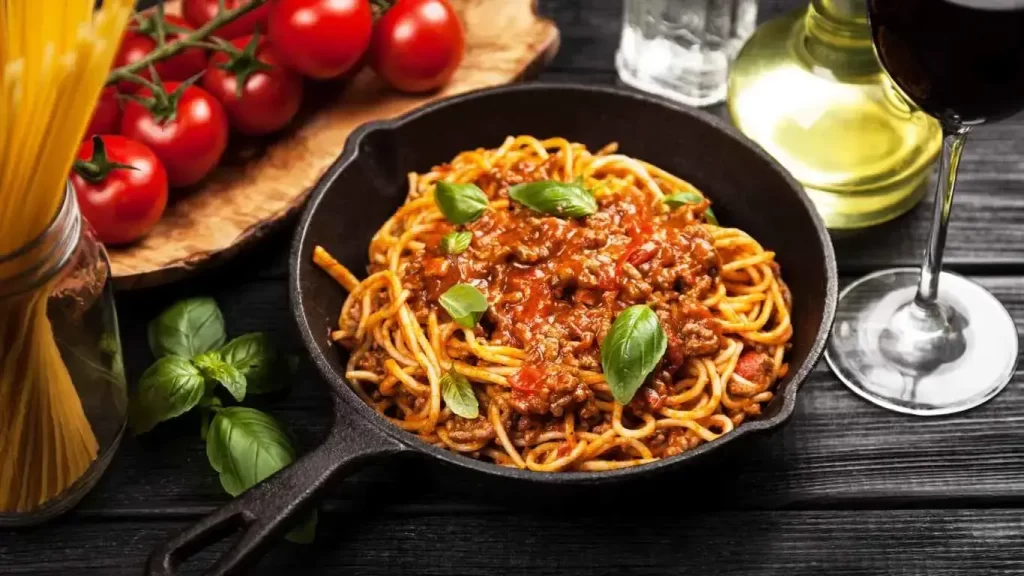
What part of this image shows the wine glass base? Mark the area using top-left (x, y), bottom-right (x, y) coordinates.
top-left (826, 268), bottom-right (1018, 416)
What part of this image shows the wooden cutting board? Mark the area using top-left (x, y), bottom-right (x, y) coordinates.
top-left (109, 0), bottom-right (559, 290)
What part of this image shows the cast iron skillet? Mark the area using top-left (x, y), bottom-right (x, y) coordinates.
top-left (147, 83), bottom-right (838, 575)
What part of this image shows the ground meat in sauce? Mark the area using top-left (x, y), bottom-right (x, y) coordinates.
top-left (507, 363), bottom-right (593, 418)
top-left (369, 162), bottom-right (729, 421)
top-left (444, 416), bottom-right (496, 443)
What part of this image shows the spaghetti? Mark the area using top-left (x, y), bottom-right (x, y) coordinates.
top-left (315, 136), bottom-right (792, 472)
top-left (0, 0), bottom-right (133, 511)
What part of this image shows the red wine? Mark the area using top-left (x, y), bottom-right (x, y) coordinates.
top-left (868, 0), bottom-right (1024, 125)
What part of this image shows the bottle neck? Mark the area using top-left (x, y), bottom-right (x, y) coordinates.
top-left (801, 0), bottom-right (880, 77)
top-left (0, 183), bottom-right (82, 300)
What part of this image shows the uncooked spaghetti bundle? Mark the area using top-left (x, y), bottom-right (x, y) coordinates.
top-left (0, 0), bottom-right (133, 513)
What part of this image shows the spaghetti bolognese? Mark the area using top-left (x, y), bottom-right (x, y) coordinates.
top-left (314, 136), bottom-right (792, 472)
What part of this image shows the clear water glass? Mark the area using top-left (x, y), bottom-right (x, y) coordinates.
top-left (616, 0), bottom-right (758, 107)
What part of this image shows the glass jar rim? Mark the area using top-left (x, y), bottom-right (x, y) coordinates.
top-left (0, 181), bottom-right (73, 262)
top-left (0, 182), bottom-right (81, 297)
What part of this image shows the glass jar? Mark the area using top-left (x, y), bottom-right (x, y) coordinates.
top-left (0, 183), bottom-right (126, 526)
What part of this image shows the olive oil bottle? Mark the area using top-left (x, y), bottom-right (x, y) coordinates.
top-left (727, 0), bottom-right (941, 229)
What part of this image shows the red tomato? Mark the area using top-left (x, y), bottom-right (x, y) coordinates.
top-left (202, 34), bottom-right (304, 135)
top-left (71, 136), bottom-right (169, 245)
top-left (114, 14), bottom-right (208, 93)
top-left (120, 82), bottom-right (229, 187)
top-left (370, 0), bottom-right (465, 93)
top-left (182, 0), bottom-right (271, 40)
top-left (734, 351), bottom-right (774, 387)
top-left (84, 87), bottom-right (122, 138)
top-left (268, 0), bottom-right (372, 79)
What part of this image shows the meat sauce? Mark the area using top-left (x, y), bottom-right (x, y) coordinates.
top-left (371, 161), bottom-right (725, 445)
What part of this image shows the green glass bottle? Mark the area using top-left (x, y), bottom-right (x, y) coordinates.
top-left (727, 0), bottom-right (942, 229)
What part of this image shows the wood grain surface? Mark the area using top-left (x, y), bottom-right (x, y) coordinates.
top-left (4, 511), bottom-right (1023, 575)
top-left (5, 0), bottom-right (1024, 574)
top-left (108, 0), bottom-right (559, 290)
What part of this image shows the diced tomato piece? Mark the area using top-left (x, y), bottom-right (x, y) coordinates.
top-left (508, 365), bottom-right (544, 394)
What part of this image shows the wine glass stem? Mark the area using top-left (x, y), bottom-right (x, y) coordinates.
top-left (915, 125), bottom-right (970, 306)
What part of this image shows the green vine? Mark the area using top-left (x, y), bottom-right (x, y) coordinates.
top-left (106, 0), bottom-right (269, 87)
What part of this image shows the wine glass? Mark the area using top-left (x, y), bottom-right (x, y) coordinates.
top-left (826, 0), bottom-right (1024, 415)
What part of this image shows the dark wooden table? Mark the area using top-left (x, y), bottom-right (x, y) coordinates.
top-left (5, 0), bottom-right (1024, 574)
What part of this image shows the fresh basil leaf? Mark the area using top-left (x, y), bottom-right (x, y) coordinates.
top-left (206, 407), bottom-right (296, 496)
top-left (600, 305), bottom-right (667, 405)
top-left (206, 407), bottom-right (316, 543)
top-left (434, 181), bottom-right (488, 224)
top-left (705, 207), bottom-right (719, 225)
top-left (663, 191), bottom-right (718, 225)
top-left (129, 356), bottom-right (206, 434)
top-left (662, 191), bottom-right (704, 208)
top-left (438, 283), bottom-right (488, 329)
top-left (441, 369), bottom-right (479, 419)
top-left (194, 351), bottom-right (247, 402)
top-left (219, 333), bottom-right (281, 394)
top-left (440, 231), bottom-right (472, 255)
top-left (508, 180), bottom-right (597, 218)
top-left (147, 297), bottom-right (226, 359)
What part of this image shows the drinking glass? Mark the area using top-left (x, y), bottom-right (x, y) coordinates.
top-left (826, 0), bottom-right (1024, 415)
top-left (616, 0), bottom-right (758, 107)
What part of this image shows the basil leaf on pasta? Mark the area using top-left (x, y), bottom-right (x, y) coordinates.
top-left (440, 231), bottom-right (472, 255)
top-left (508, 180), bottom-right (597, 218)
top-left (434, 181), bottom-right (488, 224)
top-left (600, 305), bottom-right (667, 405)
top-left (662, 191), bottom-right (703, 208)
top-left (704, 207), bottom-right (719, 225)
top-left (663, 191), bottom-right (718, 225)
top-left (439, 283), bottom-right (488, 328)
top-left (441, 369), bottom-right (479, 419)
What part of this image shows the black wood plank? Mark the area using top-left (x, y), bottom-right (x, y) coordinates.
top-left (83, 275), bottom-right (1024, 519)
top-left (4, 510), bottom-right (1023, 575)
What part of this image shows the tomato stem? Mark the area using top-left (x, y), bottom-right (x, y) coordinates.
top-left (217, 31), bottom-right (273, 98)
top-left (106, 0), bottom-right (269, 87)
top-left (370, 0), bottom-right (394, 19)
top-left (73, 136), bottom-right (139, 184)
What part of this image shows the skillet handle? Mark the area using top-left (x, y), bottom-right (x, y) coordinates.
top-left (145, 415), bottom-right (407, 576)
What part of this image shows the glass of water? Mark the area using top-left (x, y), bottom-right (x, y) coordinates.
top-left (616, 0), bottom-right (758, 107)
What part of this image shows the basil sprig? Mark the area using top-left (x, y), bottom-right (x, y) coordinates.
top-left (440, 231), bottom-right (472, 255)
top-left (663, 191), bottom-right (719, 225)
top-left (130, 297), bottom-right (315, 544)
top-left (508, 180), bottom-right (597, 218)
top-left (439, 283), bottom-right (488, 328)
top-left (435, 181), bottom-right (488, 224)
top-left (441, 369), bottom-right (479, 419)
top-left (219, 332), bottom-right (282, 394)
top-left (600, 305), bottom-right (667, 405)
top-left (193, 352), bottom-right (247, 402)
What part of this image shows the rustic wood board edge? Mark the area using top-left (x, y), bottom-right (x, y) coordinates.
top-left (110, 0), bottom-right (560, 290)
